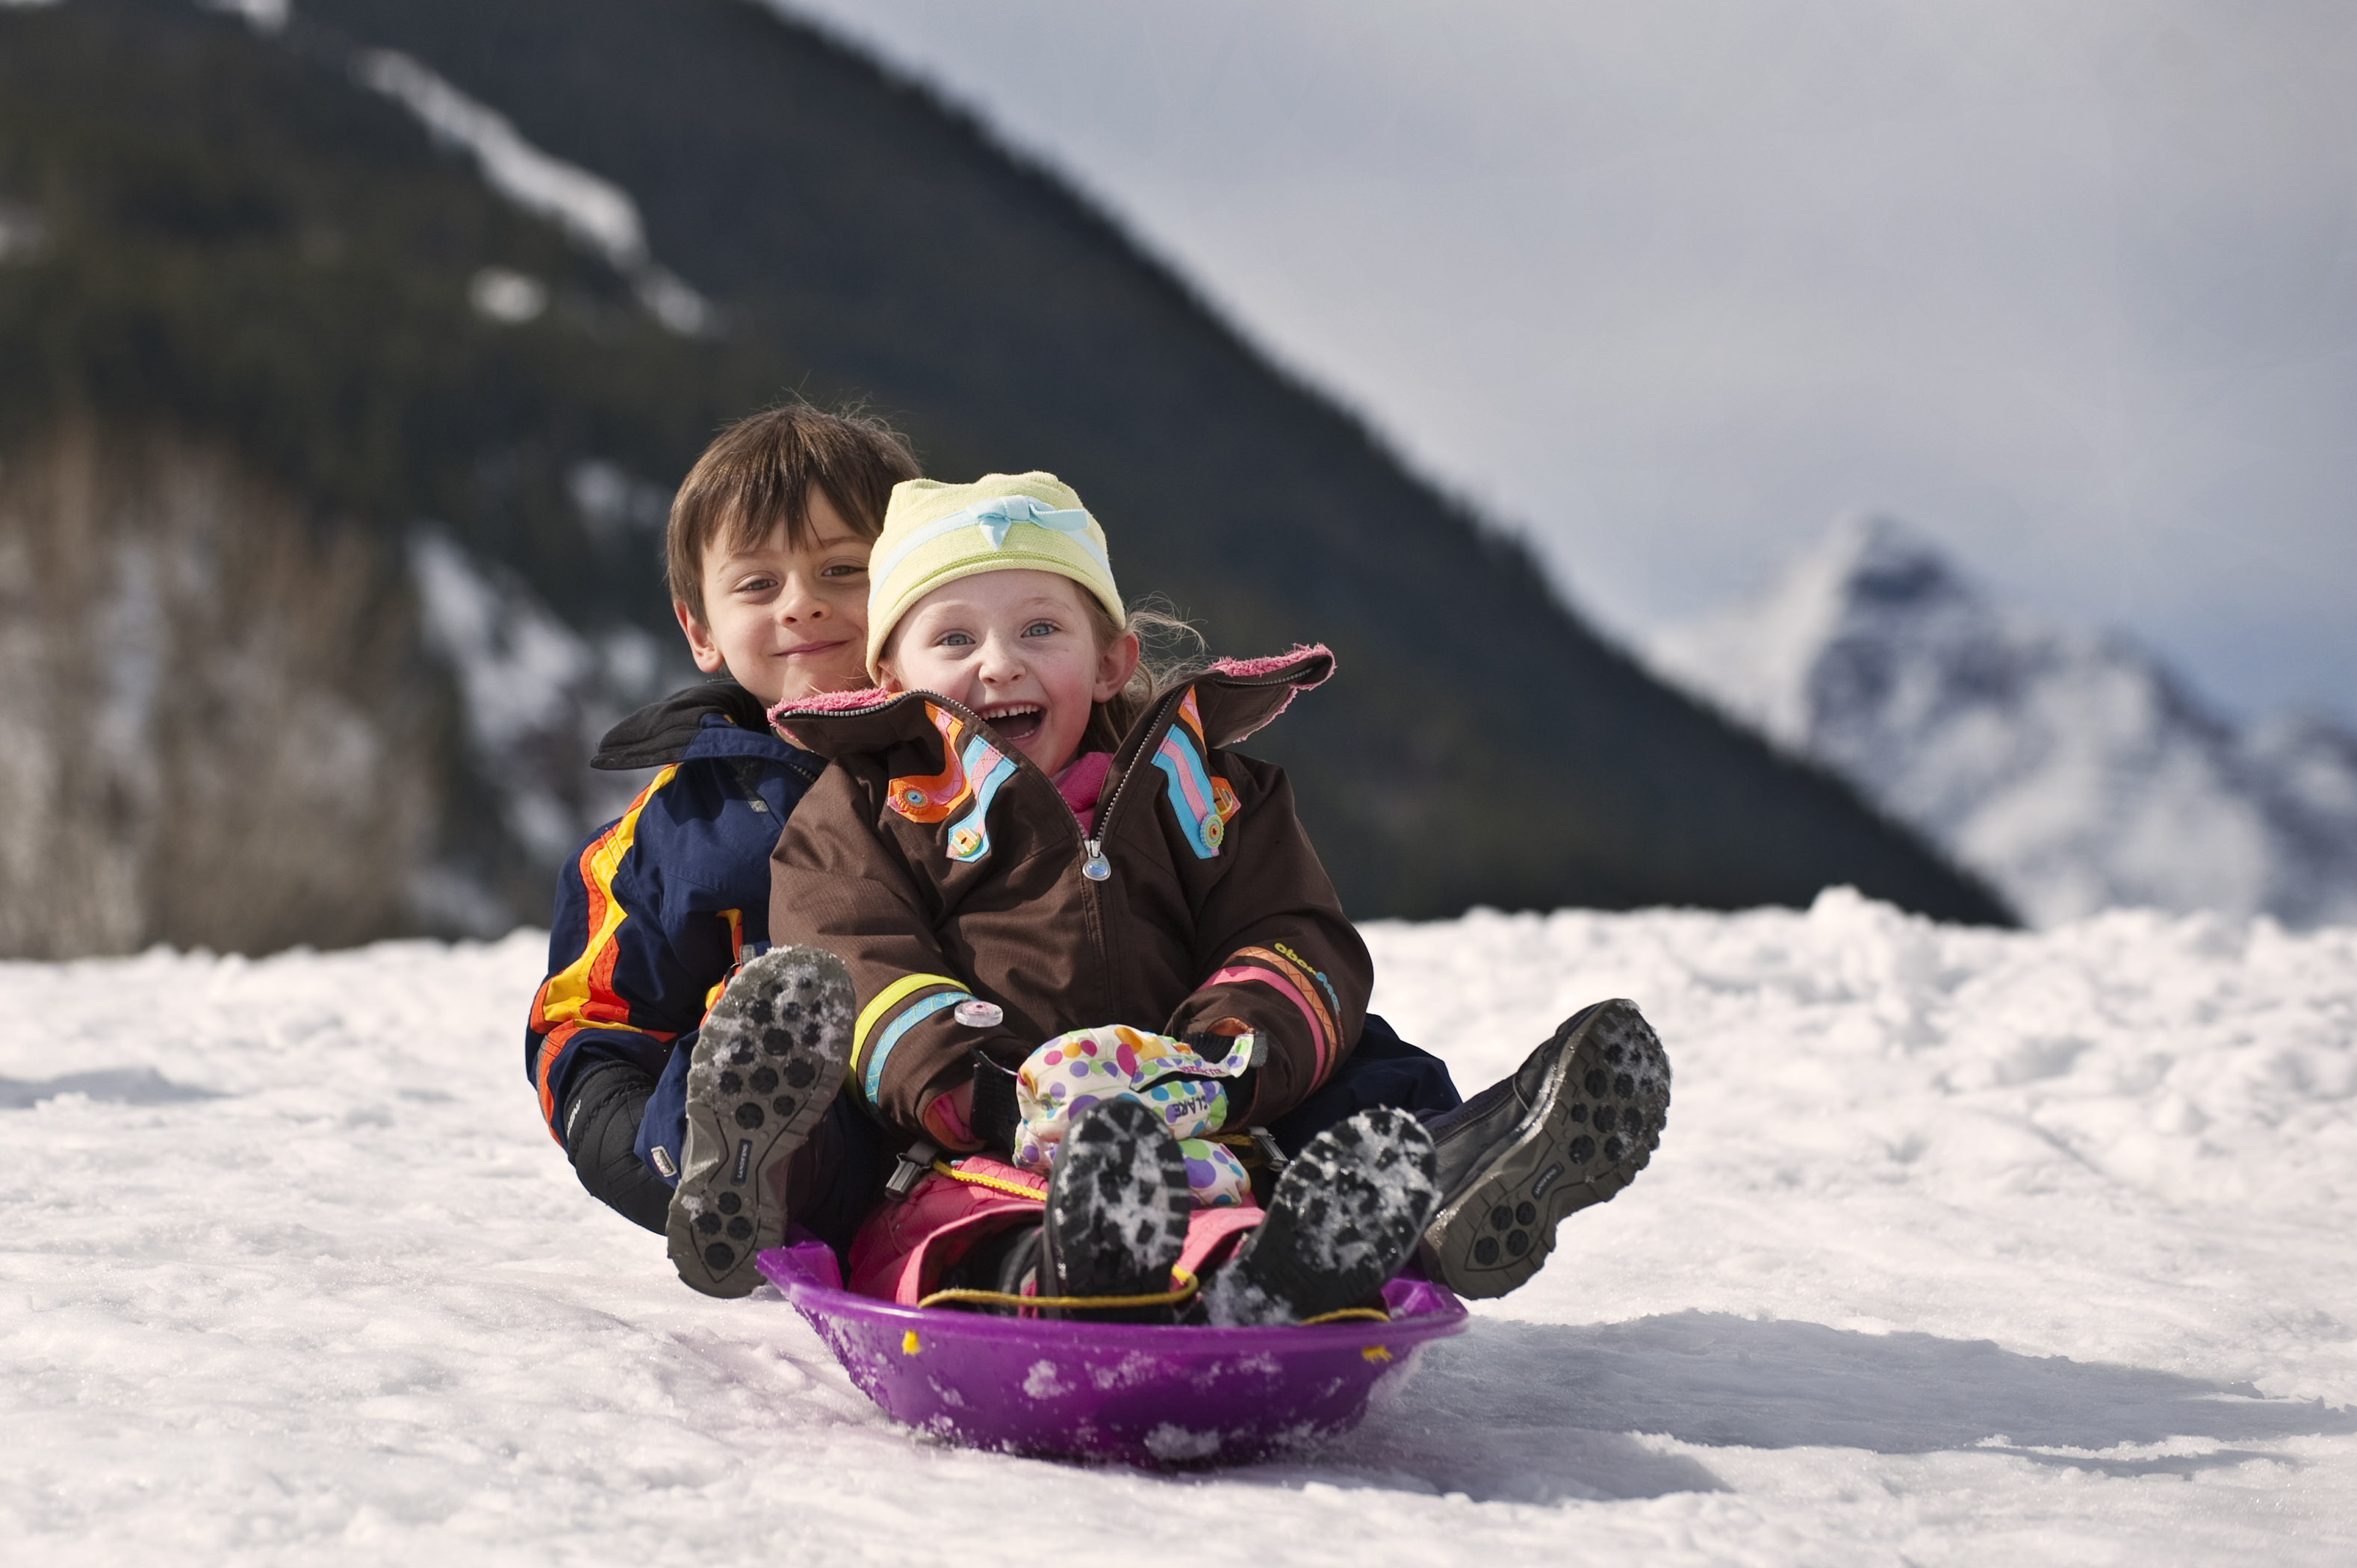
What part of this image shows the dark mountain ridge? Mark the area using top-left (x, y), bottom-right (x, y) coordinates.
top-left (0, 0), bottom-right (2010, 953)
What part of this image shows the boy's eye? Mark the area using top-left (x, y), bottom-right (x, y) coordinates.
top-left (821, 561), bottom-right (867, 579)
top-left (735, 575), bottom-right (777, 594)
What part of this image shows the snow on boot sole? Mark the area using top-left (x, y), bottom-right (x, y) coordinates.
top-left (1205, 1107), bottom-right (1438, 1327)
top-left (1417, 998), bottom-right (1669, 1299)
top-left (1043, 1097), bottom-right (1190, 1322)
top-left (667, 946), bottom-right (853, 1298)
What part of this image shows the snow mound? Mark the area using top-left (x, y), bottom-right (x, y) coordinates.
top-left (1648, 517), bottom-right (2357, 928)
top-left (4, 899), bottom-right (2353, 1562)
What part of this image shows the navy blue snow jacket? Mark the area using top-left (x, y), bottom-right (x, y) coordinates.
top-left (526, 682), bottom-right (822, 1145)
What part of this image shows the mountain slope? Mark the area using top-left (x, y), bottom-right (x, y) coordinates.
top-left (1648, 517), bottom-right (2357, 927)
top-left (0, 0), bottom-right (2010, 949)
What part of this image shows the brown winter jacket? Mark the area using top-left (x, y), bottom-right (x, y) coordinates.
top-left (766, 646), bottom-right (1368, 1148)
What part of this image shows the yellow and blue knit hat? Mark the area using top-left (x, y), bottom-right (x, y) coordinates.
top-left (865, 472), bottom-right (1123, 677)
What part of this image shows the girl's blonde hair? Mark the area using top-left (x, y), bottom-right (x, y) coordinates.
top-left (1080, 597), bottom-right (1208, 753)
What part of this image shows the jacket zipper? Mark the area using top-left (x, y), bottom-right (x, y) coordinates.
top-left (1079, 685), bottom-right (1191, 880)
top-left (879, 685), bottom-right (1185, 1027)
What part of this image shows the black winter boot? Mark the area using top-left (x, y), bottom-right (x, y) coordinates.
top-left (667, 946), bottom-right (855, 1298)
top-left (1198, 1107), bottom-right (1440, 1327)
top-left (1040, 1097), bottom-right (1190, 1322)
top-left (1415, 998), bottom-right (1670, 1299)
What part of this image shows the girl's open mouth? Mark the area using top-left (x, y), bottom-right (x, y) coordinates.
top-left (982, 703), bottom-right (1045, 742)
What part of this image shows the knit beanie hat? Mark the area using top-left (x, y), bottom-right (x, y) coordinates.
top-left (864, 472), bottom-right (1123, 677)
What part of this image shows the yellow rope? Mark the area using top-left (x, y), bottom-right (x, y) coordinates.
top-left (916, 1266), bottom-right (1199, 1313)
top-left (1298, 1306), bottom-right (1391, 1325)
top-left (928, 1158), bottom-right (1046, 1203)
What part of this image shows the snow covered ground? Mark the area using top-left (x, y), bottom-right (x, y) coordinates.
top-left (5, 894), bottom-right (2354, 1564)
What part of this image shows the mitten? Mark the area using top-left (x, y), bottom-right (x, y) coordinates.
top-left (1012, 1025), bottom-right (1258, 1207)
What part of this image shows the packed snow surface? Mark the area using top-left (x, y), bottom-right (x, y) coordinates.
top-left (5, 892), bottom-right (2354, 1564)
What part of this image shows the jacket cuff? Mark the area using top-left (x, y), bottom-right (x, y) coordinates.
top-left (968, 1048), bottom-right (1022, 1151)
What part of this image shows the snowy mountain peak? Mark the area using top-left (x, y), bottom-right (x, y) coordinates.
top-left (1650, 514), bottom-right (1992, 753)
top-left (1648, 520), bottom-right (2357, 929)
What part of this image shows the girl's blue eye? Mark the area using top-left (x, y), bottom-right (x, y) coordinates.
top-left (938, 631), bottom-right (974, 647)
top-left (1023, 620), bottom-right (1056, 637)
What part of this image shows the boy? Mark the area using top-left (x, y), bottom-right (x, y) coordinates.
top-left (524, 405), bottom-right (916, 1256)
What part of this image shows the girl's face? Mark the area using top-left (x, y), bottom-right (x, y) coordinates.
top-left (881, 569), bottom-right (1137, 775)
top-left (674, 488), bottom-right (873, 709)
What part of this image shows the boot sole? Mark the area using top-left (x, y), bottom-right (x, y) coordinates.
top-left (667, 946), bottom-right (854, 1298)
top-left (1043, 1097), bottom-right (1190, 1319)
top-left (1211, 1107), bottom-right (1438, 1325)
top-left (1416, 998), bottom-right (1670, 1299)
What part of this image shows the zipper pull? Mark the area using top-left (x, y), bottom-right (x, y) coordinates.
top-left (1081, 838), bottom-right (1111, 881)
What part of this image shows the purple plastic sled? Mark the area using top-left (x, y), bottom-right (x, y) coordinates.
top-left (756, 1235), bottom-right (1468, 1466)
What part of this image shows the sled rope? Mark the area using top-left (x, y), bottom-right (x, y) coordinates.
top-left (930, 1157), bottom-right (1047, 1202)
top-left (1298, 1306), bottom-right (1391, 1325)
top-left (916, 1266), bottom-right (1200, 1313)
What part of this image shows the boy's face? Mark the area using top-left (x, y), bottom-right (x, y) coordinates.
top-left (880, 568), bottom-right (1137, 776)
top-left (674, 488), bottom-right (873, 709)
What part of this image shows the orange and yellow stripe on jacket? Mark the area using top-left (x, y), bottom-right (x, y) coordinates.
top-left (527, 765), bottom-right (681, 1139)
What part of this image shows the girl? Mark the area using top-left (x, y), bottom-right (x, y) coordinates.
top-left (677, 473), bottom-right (1670, 1322)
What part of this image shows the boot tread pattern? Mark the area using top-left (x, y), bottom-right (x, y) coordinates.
top-left (666, 947), bottom-right (854, 1298)
top-left (1043, 1097), bottom-right (1189, 1318)
top-left (1423, 998), bottom-right (1670, 1298)
top-left (1210, 1107), bottom-right (1440, 1326)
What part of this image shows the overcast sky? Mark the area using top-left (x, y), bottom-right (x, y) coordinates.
top-left (771, 0), bottom-right (2356, 722)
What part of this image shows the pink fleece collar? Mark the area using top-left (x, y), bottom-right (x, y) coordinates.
top-left (766, 685), bottom-right (896, 726)
top-left (1208, 644), bottom-right (1330, 681)
top-left (1054, 751), bottom-right (1113, 833)
top-left (768, 644), bottom-right (1333, 744)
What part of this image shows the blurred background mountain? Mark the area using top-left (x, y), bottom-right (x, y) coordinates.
top-left (777, 0), bottom-right (2357, 738)
top-left (0, 0), bottom-right (2007, 957)
top-left (1648, 519), bottom-right (2357, 929)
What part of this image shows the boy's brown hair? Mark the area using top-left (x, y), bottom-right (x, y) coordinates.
top-left (666, 403), bottom-right (920, 623)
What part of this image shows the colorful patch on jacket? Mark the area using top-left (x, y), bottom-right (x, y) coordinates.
top-left (886, 703), bottom-right (1017, 863)
top-left (886, 705), bottom-right (975, 822)
top-left (1152, 687), bottom-right (1241, 859)
top-left (1173, 685), bottom-right (1206, 745)
top-left (945, 740), bottom-right (1017, 862)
